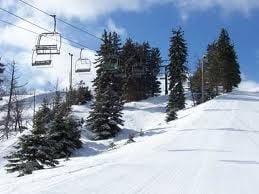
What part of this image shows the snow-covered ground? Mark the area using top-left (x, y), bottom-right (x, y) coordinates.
top-left (1, 90), bottom-right (259, 194)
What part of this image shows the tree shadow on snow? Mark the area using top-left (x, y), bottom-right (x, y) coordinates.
top-left (124, 105), bottom-right (166, 113)
top-left (73, 127), bottom-right (168, 158)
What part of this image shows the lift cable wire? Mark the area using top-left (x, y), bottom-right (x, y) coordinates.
top-left (0, 7), bottom-right (94, 50)
top-left (16, 0), bottom-right (102, 41)
top-left (0, 18), bottom-right (93, 53)
top-left (0, 19), bottom-right (39, 35)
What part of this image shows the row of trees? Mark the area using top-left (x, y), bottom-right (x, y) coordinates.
top-left (121, 39), bottom-right (161, 101)
top-left (191, 29), bottom-right (241, 104)
top-left (87, 30), bottom-right (161, 140)
top-left (166, 28), bottom-right (241, 121)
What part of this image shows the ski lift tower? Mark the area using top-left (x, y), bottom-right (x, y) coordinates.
top-left (159, 60), bottom-right (170, 95)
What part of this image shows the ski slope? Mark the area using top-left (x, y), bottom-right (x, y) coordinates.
top-left (1, 90), bottom-right (259, 194)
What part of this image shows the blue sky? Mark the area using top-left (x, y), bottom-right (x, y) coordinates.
top-left (0, 0), bottom-right (259, 90)
top-left (106, 5), bottom-right (259, 81)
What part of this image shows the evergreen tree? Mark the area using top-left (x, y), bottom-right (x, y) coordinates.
top-left (206, 42), bottom-right (222, 96)
top-left (149, 48), bottom-right (162, 96)
top-left (140, 42), bottom-right (151, 99)
top-left (121, 38), bottom-right (136, 101)
top-left (111, 32), bottom-right (124, 99)
top-left (76, 81), bottom-right (92, 105)
top-left (121, 40), bottom-right (161, 101)
top-left (217, 29), bottom-right (241, 92)
top-left (48, 102), bottom-right (82, 158)
top-left (190, 59), bottom-right (214, 104)
top-left (190, 61), bottom-right (203, 104)
top-left (167, 28), bottom-right (188, 122)
top-left (5, 93), bottom-right (82, 176)
top-left (5, 100), bottom-right (58, 176)
top-left (87, 30), bottom-right (124, 140)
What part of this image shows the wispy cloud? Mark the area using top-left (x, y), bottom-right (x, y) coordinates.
top-left (107, 18), bottom-right (127, 38)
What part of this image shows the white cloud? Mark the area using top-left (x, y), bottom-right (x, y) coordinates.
top-left (0, 1), bottom-right (98, 90)
top-left (172, 0), bottom-right (259, 18)
top-left (2, 0), bottom-right (259, 22)
top-left (107, 18), bottom-right (127, 38)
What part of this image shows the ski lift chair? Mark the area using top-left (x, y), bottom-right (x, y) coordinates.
top-left (35, 15), bottom-right (61, 56)
top-left (32, 49), bottom-right (52, 67)
top-left (102, 54), bottom-right (120, 72)
top-left (75, 49), bottom-right (92, 73)
top-left (35, 32), bottom-right (61, 55)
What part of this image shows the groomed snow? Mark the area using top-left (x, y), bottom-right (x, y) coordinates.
top-left (1, 90), bottom-right (259, 194)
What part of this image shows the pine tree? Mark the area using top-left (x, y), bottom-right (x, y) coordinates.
top-left (140, 42), bottom-right (151, 99)
top-left (167, 28), bottom-right (188, 122)
top-left (206, 42), bottom-right (222, 96)
top-left (48, 102), bottom-right (82, 158)
top-left (87, 30), bottom-right (124, 140)
top-left (76, 81), bottom-right (92, 105)
top-left (190, 61), bottom-right (202, 104)
top-left (149, 48), bottom-right (162, 96)
top-left (217, 29), bottom-right (241, 92)
top-left (121, 39), bottom-right (142, 101)
top-left (5, 94), bottom-right (83, 176)
top-left (111, 32), bottom-right (124, 99)
top-left (5, 100), bottom-right (58, 176)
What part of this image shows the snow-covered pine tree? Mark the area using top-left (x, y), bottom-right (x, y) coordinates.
top-left (48, 92), bottom-right (82, 158)
top-left (5, 99), bottom-right (58, 176)
top-left (48, 104), bottom-right (82, 158)
top-left (167, 28), bottom-right (188, 122)
top-left (87, 30), bottom-right (124, 140)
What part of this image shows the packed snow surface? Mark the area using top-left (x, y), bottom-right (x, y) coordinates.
top-left (1, 90), bottom-right (259, 194)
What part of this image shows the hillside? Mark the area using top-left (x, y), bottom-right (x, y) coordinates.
top-left (0, 90), bottom-right (258, 194)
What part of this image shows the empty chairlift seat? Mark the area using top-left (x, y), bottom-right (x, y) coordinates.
top-left (75, 48), bottom-right (92, 73)
top-left (35, 32), bottom-right (61, 55)
top-left (32, 49), bottom-right (52, 67)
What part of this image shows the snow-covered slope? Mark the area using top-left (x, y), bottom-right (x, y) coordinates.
top-left (1, 90), bottom-right (259, 194)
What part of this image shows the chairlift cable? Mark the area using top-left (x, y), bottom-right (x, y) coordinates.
top-left (0, 19), bottom-right (93, 52)
top-left (0, 19), bottom-right (39, 35)
top-left (16, 0), bottom-right (102, 41)
top-left (0, 7), bottom-right (93, 50)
